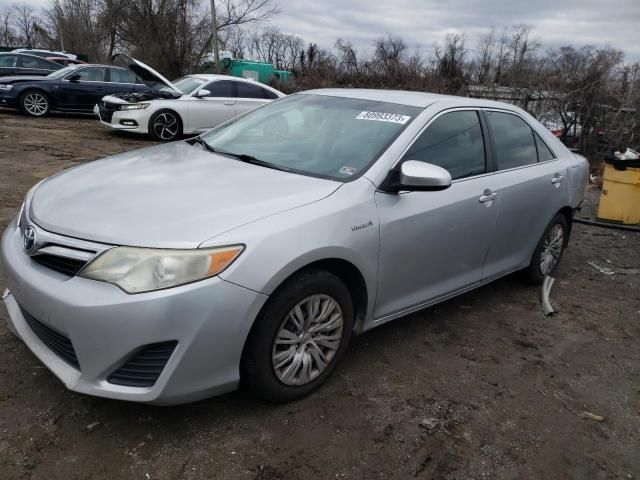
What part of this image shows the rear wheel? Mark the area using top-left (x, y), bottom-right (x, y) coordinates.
top-left (525, 213), bottom-right (569, 284)
top-left (148, 109), bottom-right (182, 141)
top-left (20, 90), bottom-right (50, 117)
top-left (242, 269), bottom-right (354, 402)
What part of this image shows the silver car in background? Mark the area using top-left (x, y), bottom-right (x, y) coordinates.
top-left (2, 90), bottom-right (588, 404)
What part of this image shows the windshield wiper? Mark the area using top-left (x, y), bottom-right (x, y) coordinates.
top-left (222, 152), bottom-right (292, 173)
top-left (191, 136), bottom-right (217, 153)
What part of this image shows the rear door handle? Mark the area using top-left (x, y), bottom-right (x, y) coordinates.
top-left (479, 190), bottom-right (499, 203)
top-left (551, 174), bottom-right (565, 184)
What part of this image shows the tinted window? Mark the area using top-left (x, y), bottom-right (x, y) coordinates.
top-left (534, 132), bottom-right (556, 162)
top-left (68, 67), bottom-right (106, 81)
top-left (21, 56), bottom-right (56, 69)
top-left (486, 111), bottom-right (538, 169)
top-left (109, 68), bottom-right (137, 84)
top-left (203, 80), bottom-right (234, 97)
top-left (236, 82), bottom-right (265, 99)
top-left (0, 55), bottom-right (17, 67)
top-left (402, 111), bottom-right (486, 180)
top-left (262, 88), bottom-right (279, 100)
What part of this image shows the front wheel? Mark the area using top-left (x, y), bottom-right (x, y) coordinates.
top-left (241, 270), bottom-right (354, 402)
top-left (20, 90), bottom-right (50, 117)
top-left (525, 213), bottom-right (569, 284)
top-left (148, 110), bottom-right (182, 141)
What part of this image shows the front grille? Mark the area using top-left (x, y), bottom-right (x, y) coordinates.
top-left (21, 307), bottom-right (80, 369)
top-left (32, 253), bottom-right (87, 276)
top-left (108, 341), bottom-right (177, 387)
top-left (99, 102), bottom-right (116, 122)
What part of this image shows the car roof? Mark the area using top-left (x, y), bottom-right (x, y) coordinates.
top-left (299, 88), bottom-right (522, 111)
top-left (187, 73), bottom-right (283, 91)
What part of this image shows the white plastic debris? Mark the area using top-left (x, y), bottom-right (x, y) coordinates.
top-left (541, 275), bottom-right (556, 316)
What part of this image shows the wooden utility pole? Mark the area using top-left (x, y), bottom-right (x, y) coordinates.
top-left (210, 0), bottom-right (220, 72)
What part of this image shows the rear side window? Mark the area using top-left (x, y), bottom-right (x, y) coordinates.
top-left (109, 68), bottom-right (137, 84)
top-left (236, 82), bottom-right (266, 99)
top-left (534, 132), bottom-right (556, 162)
top-left (21, 56), bottom-right (56, 70)
top-left (0, 55), bottom-right (17, 67)
top-left (486, 111), bottom-right (538, 169)
top-left (401, 110), bottom-right (486, 180)
top-left (262, 88), bottom-right (279, 100)
top-left (204, 80), bottom-right (235, 97)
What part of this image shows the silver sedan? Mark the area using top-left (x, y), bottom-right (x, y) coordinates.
top-left (2, 89), bottom-right (588, 404)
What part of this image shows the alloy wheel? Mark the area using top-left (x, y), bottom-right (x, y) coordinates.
top-left (271, 294), bottom-right (344, 386)
top-left (152, 112), bottom-right (179, 140)
top-left (540, 223), bottom-right (564, 275)
top-left (23, 92), bottom-right (48, 116)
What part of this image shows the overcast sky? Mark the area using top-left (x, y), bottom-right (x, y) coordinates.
top-left (3, 0), bottom-right (640, 61)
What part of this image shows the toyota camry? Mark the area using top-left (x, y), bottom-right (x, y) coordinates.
top-left (2, 89), bottom-right (588, 404)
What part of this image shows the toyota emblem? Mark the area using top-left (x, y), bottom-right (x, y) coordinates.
top-left (22, 226), bottom-right (37, 254)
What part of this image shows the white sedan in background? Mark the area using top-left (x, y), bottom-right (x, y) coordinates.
top-left (95, 55), bottom-right (285, 141)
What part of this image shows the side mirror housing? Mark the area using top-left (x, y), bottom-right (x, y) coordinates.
top-left (381, 160), bottom-right (452, 193)
top-left (195, 89), bottom-right (210, 98)
top-left (67, 73), bottom-right (81, 82)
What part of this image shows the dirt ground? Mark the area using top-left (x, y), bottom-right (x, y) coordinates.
top-left (0, 109), bottom-right (639, 480)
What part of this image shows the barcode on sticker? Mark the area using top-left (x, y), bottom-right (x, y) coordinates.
top-left (356, 111), bottom-right (411, 124)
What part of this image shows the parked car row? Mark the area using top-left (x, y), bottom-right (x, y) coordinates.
top-left (0, 53), bottom-right (286, 141)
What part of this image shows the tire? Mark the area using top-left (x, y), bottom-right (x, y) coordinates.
top-left (524, 213), bottom-right (569, 285)
top-left (148, 109), bottom-right (182, 141)
top-left (241, 269), bottom-right (354, 402)
top-left (19, 90), bottom-right (50, 117)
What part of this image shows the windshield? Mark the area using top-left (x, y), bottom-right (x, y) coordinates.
top-left (47, 65), bottom-right (78, 78)
top-left (201, 94), bottom-right (421, 180)
top-left (162, 76), bottom-right (206, 95)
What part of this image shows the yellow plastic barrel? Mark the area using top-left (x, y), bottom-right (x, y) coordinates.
top-left (597, 162), bottom-right (640, 225)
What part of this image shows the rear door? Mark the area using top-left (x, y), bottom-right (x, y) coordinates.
top-left (481, 109), bottom-right (567, 279)
top-left (59, 66), bottom-right (108, 110)
top-left (374, 109), bottom-right (501, 319)
top-left (0, 55), bottom-right (18, 76)
top-left (186, 80), bottom-right (237, 132)
top-left (235, 81), bottom-right (273, 115)
top-left (106, 67), bottom-right (140, 95)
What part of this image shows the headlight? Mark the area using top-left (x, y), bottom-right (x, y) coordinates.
top-left (119, 103), bottom-right (150, 111)
top-left (0, 84), bottom-right (13, 91)
top-left (79, 245), bottom-right (244, 294)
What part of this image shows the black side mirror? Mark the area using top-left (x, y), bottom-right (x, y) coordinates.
top-left (67, 73), bottom-right (81, 82)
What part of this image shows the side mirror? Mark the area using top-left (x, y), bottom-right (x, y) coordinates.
top-left (195, 89), bottom-right (210, 98)
top-left (67, 73), bottom-right (81, 82)
top-left (381, 160), bottom-right (452, 193)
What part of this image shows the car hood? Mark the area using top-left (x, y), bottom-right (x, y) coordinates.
top-left (29, 142), bottom-right (341, 248)
top-left (112, 53), bottom-right (179, 92)
top-left (0, 75), bottom-right (49, 84)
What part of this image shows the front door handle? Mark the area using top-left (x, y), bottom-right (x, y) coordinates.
top-left (223, 101), bottom-right (234, 106)
top-left (551, 173), bottom-right (565, 184)
top-left (479, 189), bottom-right (499, 203)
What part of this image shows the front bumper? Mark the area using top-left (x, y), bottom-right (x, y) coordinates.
top-left (1, 221), bottom-right (267, 405)
top-left (94, 104), bottom-right (149, 134)
top-left (0, 92), bottom-right (18, 108)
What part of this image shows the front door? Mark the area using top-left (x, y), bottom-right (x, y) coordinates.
top-left (60, 66), bottom-right (107, 110)
top-left (374, 110), bottom-right (500, 319)
top-left (186, 80), bottom-right (237, 132)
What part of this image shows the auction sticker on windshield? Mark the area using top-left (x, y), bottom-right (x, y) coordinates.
top-left (356, 111), bottom-right (411, 124)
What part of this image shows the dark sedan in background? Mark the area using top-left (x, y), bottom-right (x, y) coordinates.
top-left (0, 52), bottom-right (63, 77)
top-left (0, 64), bottom-right (151, 116)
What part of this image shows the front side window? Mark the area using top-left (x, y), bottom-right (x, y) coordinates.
top-left (486, 111), bottom-right (538, 169)
top-left (0, 55), bottom-right (17, 67)
top-left (201, 94), bottom-right (421, 180)
top-left (68, 67), bottom-right (106, 81)
top-left (401, 110), bottom-right (486, 180)
top-left (203, 80), bottom-right (234, 97)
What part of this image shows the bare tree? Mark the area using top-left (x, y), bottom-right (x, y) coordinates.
top-left (11, 3), bottom-right (43, 47)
